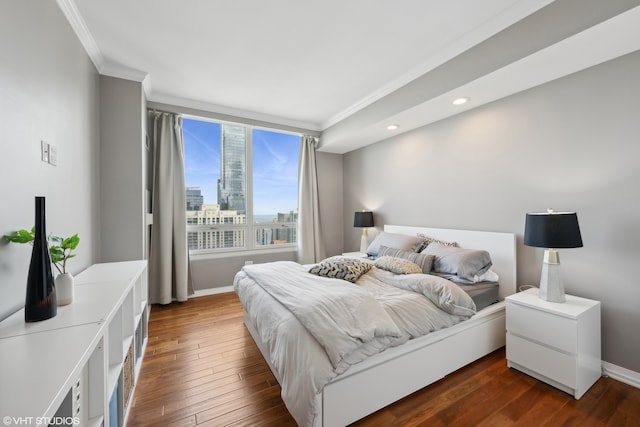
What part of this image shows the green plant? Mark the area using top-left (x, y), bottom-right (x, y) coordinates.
top-left (4, 228), bottom-right (80, 275)
top-left (49, 234), bottom-right (80, 275)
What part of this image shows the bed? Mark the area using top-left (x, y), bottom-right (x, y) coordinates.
top-left (234, 225), bottom-right (516, 426)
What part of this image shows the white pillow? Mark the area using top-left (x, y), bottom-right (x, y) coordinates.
top-left (472, 269), bottom-right (499, 283)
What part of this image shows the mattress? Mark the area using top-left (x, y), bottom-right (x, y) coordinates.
top-left (458, 281), bottom-right (500, 311)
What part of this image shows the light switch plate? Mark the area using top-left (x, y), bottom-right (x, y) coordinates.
top-left (48, 144), bottom-right (58, 166)
top-left (41, 140), bottom-right (49, 162)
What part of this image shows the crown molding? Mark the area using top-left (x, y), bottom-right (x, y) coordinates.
top-left (319, 4), bottom-right (640, 153)
top-left (100, 63), bottom-right (148, 83)
top-left (148, 93), bottom-right (322, 133)
top-left (320, 0), bottom-right (555, 130)
top-left (56, 0), bottom-right (104, 73)
top-left (56, 0), bottom-right (152, 96)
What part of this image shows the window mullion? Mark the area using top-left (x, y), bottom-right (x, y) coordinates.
top-left (246, 125), bottom-right (254, 250)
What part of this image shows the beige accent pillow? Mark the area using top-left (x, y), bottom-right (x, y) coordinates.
top-left (374, 256), bottom-right (423, 275)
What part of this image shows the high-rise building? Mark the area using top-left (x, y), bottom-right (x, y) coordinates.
top-left (218, 124), bottom-right (246, 214)
top-left (186, 204), bottom-right (297, 250)
top-left (275, 210), bottom-right (298, 243)
top-left (186, 187), bottom-right (204, 211)
top-left (255, 210), bottom-right (298, 245)
top-left (185, 204), bottom-right (246, 250)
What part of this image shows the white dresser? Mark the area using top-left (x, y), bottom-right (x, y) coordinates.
top-left (506, 288), bottom-right (601, 399)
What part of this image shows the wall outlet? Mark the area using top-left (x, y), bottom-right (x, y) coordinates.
top-left (41, 140), bottom-right (49, 162)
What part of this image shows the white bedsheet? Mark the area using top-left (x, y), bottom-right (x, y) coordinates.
top-left (233, 261), bottom-right (475, 426)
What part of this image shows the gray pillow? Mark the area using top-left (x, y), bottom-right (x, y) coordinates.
top-left (366, 232), bottom-right (424, 257)
top-left (421, 242), bottom-right (492, 282)
top-left (378, 245), bottom-right (434, 274)
top-left (309, 256), bottom-right (371, 283)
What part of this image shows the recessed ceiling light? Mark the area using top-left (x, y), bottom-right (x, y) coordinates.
top-left (386, 124), bottom-right (400, 130)
top-left (453, 97), bottom-right (469, 105)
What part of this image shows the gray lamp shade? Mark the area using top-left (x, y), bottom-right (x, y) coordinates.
top-left (354, 211), bottom-right (374, 228)
top-left (524, 212), bottom-right (583, 249)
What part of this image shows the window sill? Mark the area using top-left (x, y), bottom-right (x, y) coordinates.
top-left (189, 245), bottom-right (297, 260)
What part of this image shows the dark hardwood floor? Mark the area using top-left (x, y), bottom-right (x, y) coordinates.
top-left (127, 293), bottom-right (640, 426)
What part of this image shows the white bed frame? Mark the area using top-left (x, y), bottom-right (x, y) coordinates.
top-left (245, 225), bottom-right (516, 426)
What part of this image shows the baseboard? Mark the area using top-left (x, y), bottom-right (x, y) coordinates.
top-left (192, 286), bottom-right (234, 297)
top-left (602, 361), bottom-right (640, 389)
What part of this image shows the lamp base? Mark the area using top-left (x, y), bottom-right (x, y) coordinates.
top-left (539, 250), bottom-right (566, 303)
top-left (359, 229), bottom-right (369, 254)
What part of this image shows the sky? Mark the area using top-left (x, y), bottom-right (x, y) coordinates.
top-left (183, 118), bottom-right (299, 216)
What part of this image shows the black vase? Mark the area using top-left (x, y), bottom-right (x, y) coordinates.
top-left (25, 196), bottom-right (57, 322)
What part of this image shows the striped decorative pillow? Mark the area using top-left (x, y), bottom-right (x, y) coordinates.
top-left (378, 245), bottom-right (434, 274)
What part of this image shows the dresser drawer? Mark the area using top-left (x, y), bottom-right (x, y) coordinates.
top-left (507, 302), bottom-right (577, 353)
top-left (507, 333), bottom-right (577, 388)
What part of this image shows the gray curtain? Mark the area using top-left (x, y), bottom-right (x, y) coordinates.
top-left (297, 135), bottom-right (325, 264)
top-left (148, 112), bottom-right (193, 304)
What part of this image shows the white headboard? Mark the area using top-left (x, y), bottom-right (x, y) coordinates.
top-left (384, 225), bottom-right (517, 300)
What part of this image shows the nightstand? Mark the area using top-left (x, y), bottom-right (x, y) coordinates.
top-left (505, 288), bottom-right (601, 399)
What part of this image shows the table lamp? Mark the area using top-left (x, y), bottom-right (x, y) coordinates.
top-left (524, 209), bottom-right (583, 302)
top-left (354, 211), bottom-right (374, 253)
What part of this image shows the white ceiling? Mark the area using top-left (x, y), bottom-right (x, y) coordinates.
top-left (60, 0), bottom-right (640, 153)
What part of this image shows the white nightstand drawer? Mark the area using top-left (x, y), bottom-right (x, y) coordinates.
top-left (507, 333), bottom-right (576, 388)
top-left (507, 303), bottom-right (577, 354)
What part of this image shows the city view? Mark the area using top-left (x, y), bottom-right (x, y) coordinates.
top-left (183, 118), bottom-right (300, 251)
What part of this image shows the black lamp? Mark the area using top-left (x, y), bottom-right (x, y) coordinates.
top-left (524, 209), bottom-right (583, 302)
top-left (354, 211), bottom-right (374, 253)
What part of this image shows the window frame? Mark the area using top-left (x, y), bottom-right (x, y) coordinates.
top-left (183, 114), bottom-right (300, 256)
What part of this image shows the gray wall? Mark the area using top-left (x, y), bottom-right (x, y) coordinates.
top-left (0, 2), bottom-right (100, 320)
top-left (99, 76), bottom-right (148, 262)
top-left (342, 51), bottom-right (640, 372)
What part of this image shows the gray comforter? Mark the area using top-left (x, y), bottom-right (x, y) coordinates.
top-left (233, 261), bottom-right (476, 426)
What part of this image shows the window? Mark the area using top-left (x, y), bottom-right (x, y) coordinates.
top-left (183, 117), bottom-right (300, 253)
